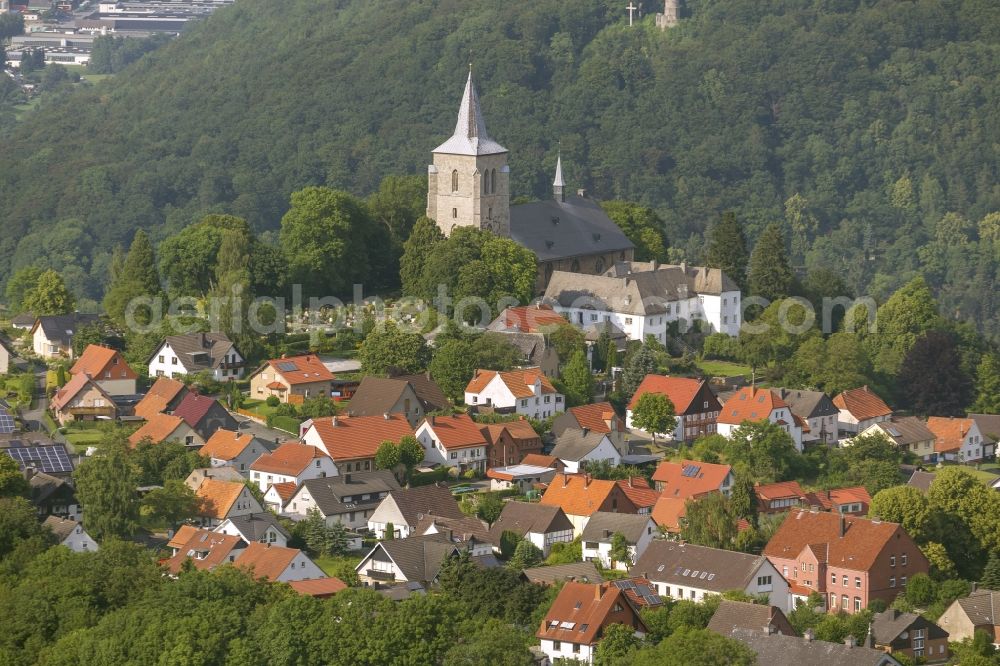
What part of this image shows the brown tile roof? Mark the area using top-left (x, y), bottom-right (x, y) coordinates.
top-left (70, 344), bottom-right (136, 381)
top-left (392, 372), bottom-right (449, 412)
top-left (627, 375), bottom-right (704, 413)
top-left (235, 542), bottom-right (307, 581)
top-left (805, 486), bottom-right (872, 510)
top-left (307, 414), bottom-right (415, 461)
top-left (926, 416), bottom-right (977, 454)
top-left (195, 478), bottom-right (246, 520)
top-left (630, 541), bottom-right (772, 592)
top-left (707, 600), bottom-right (797, 637)
top-left (481, 418), bottom-right (540, 444)
top-left (383, 484), bottom-right (465, 528)
top-left (129, 412), bottom-right (186, 446)
top-left (165, 528), bottom-right (245, 574)
top-left (50, 373), bottom-right (113, 412)
top-left (652, 459), bottom-right (732, 500)
top-left (651, 496), bottom-right (686, 532)
top-left (134, 377), bottom-right (188, 420)
top-left (755, 481), bottom-right (806, 503)
top-left (167, 524), bottom-right (201, 549)
top-left (564, 402), bottom-right (623, 433)
top-left (489, 502), bottom-right (574, 541)
top-left (288, 577), bottom-right (347, 597)
top-left (423, 414), bottom-right (489, 450)
top-left (954, 589), bottom-right (1000, 626)
top-left (763, 509), bottom-right (922, 572)
top-left (615, 477), bottom-right (660, 510)
top-left (832, 386), bottom-right (892, 421)
top-left (719, 386), bottom-right (790, 425)
top-left (200, 429), bottom-right (255, 461)
top-left (262, 354), bottom-right (334, 386)
top-left (491, 304), bottom-right (567, 333)
top-left (268, 482), bottom-right (298, 503)
top-left (465, 367), bottom-right (558, 398)
top-left (521, 453), bottom-right (560, 468)
top-left (251, 442), bottom-right (328, 476)
top-left (540, 474), bottom-right (628, 517)
top-left (906, 470), bottom-right (936, 493)
top-left (536, 581), bottom-right (646, 646)
top-left (521, 562), bottom-right (604, 586)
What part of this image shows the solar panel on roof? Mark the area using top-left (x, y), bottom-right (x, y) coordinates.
top-left (4, 445), bottom-right (74, 474)
top-left (277, 361), bottom-right (298, 372)
top-left (0, 405), bottom-right (15, 435)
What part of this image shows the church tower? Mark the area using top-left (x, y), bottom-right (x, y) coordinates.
top-left (656, 0), bottom-right (681, 29)
top-left (427, 71), bottom-right (510, 237)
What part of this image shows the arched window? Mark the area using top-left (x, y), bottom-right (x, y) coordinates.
top-left (491, 169), bottom-right (497, 194)
top-left (452, 208), bottom-right (458, 218)
top-left (595, 257), bottom-right (605, 274)
top-left (482, 171), bottom-right (488, 194)
top-left (451, 170), bottom-right (459, 192)
top-left (571, 259), bottom-right (580, 272)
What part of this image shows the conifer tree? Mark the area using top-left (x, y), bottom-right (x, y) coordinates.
top-left (971, 353), bottom-right (1000, 414)
top-left (981, 552), bottom-right (1000, 591)
top-left (621, 338), bottom-right (660, 399)
top-left (748, 222), bottom-right (793, 301)
top-left (104, 230), bottom-right (162, 326)
top-left (706, 211), bottom-right (749, 292)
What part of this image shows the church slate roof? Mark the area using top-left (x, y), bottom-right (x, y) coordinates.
top-left (509, 194), bottom-right (634, 262)
top-left (433, 71), bottom-right (507, 156)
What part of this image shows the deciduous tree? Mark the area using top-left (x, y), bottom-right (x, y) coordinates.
top-left (629, 392), bottom-right (677, 443)
top-left (73, 437), bottom-right (140, 540)
top-left (23, 269), bottom-right (75, 315)
top-left (560, 350), bottom-right (594, 407)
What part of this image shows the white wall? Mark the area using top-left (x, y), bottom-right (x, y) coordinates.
top-left (215, 519), bottom-right (288, 548)
top-left (368, 496), bottom-right (410, 539)
top-left (626, 409), bottom-right (683, 440)
top-left (148, 342), bottom-right (244, 381)
top-left (539, 638), bottom-right (594, 665)
top-left (465, 375), bottom-right (564, 419)
top-left (647, 559), bottom-right (790, 611)
top-left (559, 436), bottom-right (621, 474)
top-left (273, 551), bottom-right (326, 582)
top-left (583, 524), bottom-right (656, 570)
top-left (59, 524), bottom-right (99, 553)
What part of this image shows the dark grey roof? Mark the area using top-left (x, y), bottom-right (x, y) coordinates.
top-left (30, 471), bottom-right (73, 504)
top-left (970, 414), bottom-right (1000, 443)
top-left (432, 72), bottom-right (506, 156)
top-left (707, 600), bottom-right (796, 637)
top-left (300, 470), bottom-right (400, 517)
top-left (870, 610), bottom-right (948, 644)
top-left (222, 513), bottom-right (291, 541)
top-left (550, 429), bottom-right (613, 462)
top-left (906, 470), bottom-right (936, 493)
top-left (629, 541), bottom-right (768, 593)
top-left (509, 194), bottom-right (634, 262)
top-left (871, 417), bottom-right (936, 447)
top-left (584, 320), bottom-right (627, 343)
top-left (581, 511), bottom-right (653, 544)
top-left (367, 533), bottom-right (460, 583)
top-left (723, 628), bottom-right (901, 666)
top-left (43, 516), bottom-right (84, 542)
top-left (414, 514), bottom-right (492, 545)
top-left (385, 484), bottom-right (465, 528)
top-left (954, 589), bottom-right (1000, 626)
top-left (33, 313), bottom-right (99, 345)
top-left (482, 331), bottom-right (548, 366)
top-left (154, 332), bottom-right (238, 373)
top-left (775, 388), bottom-right (838, 419)
top-left (11, 313), bottom-right (36, 327)
top-left (489, 502), bottom-right (573, 542)
top-left (349, 373), bottom-right (449, 417)
top-left (393, 373), bottom-right (449, 412)
top-left (522, 561), bottom-right (605, 585)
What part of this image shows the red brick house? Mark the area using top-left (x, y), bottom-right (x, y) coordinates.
top-left (764, 510), bottom-right (929, 613)
top-left (480, 418), bottom-right (543, 468)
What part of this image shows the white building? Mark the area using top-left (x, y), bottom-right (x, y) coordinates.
top-left (199, 429), bottom-right (270, 477)
top-left (549, 429), bottom-right (621, 474)
top-left (926, 417), bottom-right (989, 463)
top-left (487, 502), bottom-right (575, 557)
top-left (249, 442), bottom-right (336, 494)
top-left (542, 261), bottom-right (742, 341)
top-left (464, 367), bottom-right (564, 419)
top-left (631, 541), bottom-right (791, 611)
top-left (214, 514), bottom-right (290, 548)
top-left (717, 387), bottom-right (804, 451)
top-left (367, 484), bottom-right (464, 540)
top-left (283, 471), bottom-right (400, 530)
top-left (235, 543), bottom-right (326, 583)
top-left (147, 332), bottom-right (245, 381)
top-left (414, 414), bottom-right (488, 473)
top-left (580, 512), bottom-right (657, 571)
top-left (43, 517), bottom-right (99, 553)
top-left (832, 386), bottom-right (893, 436)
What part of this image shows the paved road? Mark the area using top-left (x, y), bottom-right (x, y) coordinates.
top-left (227, 411), bottom-right (298, 447)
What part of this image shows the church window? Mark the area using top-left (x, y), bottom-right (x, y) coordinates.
top-left (488, 207), bottom-right (492, 219)
top-left (452, 208), bottom-right (457, 218)
top-left (491, 169), bottom-right (497, 194)
top-left (452, 170), bottom-right (459, 192)
top-left (571, 259), bottom-right (580, 272)
top-left (595, 257), bottom-right (605, 274)
top-left (482, 171), bottom-right (489, 194)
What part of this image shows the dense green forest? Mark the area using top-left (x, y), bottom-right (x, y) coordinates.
top-left (0, 0), bottom-right (998, 334)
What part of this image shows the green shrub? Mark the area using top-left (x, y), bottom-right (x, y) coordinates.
top-left (271, 416), bottom-right (302, 434)
top-left (265, 395), bottom-right (280, 407)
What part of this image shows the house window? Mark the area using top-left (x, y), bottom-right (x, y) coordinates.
top-left (171, 358), bottom-right (177, 365)
top-left (855, 577), bottom-right (861, 588)
top-left (451, 452), bottom-right (457, 460)
top-left (624, 317), bottom-right (632, 325)
top-left (158, 355), bottom-right (164, 363)
top-left (890, 576), bottom-right (896, 588)
top-left (757, 575), bottom-right (772, 587)
top-left (901, 576), bottom-right (907, 586)
top-left (452, 208), bottom-right (457, 218)
top-left (842, 594), bottom-right (848, 608)
top-left (572, 644), bottom-right (580, 654)
top-left (843, 575), bottom-right (848, 586)
top-left (831, 573), bottom-right (837, 585)
top-left (901, 553), bottom-right (907, 566)
top-left (890, 555), bottom-right (895, 567)
top-left (854, 597), bottom-right (861, 611)
top-left (553, 641), bottom-right (561, 651)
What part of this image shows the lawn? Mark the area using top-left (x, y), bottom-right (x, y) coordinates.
top-left (695, 359), bottom-right (752, 377)
top-left (64, 429), bottom-right (103, 447)
top-left (314, 554), bottom-right (363, 581)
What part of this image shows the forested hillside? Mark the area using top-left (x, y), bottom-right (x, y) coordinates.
top-left (0, 0), bottom-right (998, 333)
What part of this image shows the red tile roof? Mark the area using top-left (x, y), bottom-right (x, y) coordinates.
top-left (805, 486), bottom-right (872, 511)
top-left (651, 459), bottom-right (732, 500)
top-left (50, 373), bottom-right (113, 412)
top-left (718, 386), bottom-right (790, 425)
top-left (763, 510), bottom-right (924, 572)
top-left (200, 429), bottom-right (255, 461)
top-left (832, 386), bottom-right (892, 422)
top-left (521, 453), bottom-right (561, 468)
top-left (268, 482), bottom-right (298, 503)
top-left (288, 577), bottom-right (347, 597)
top-left (926, 416), bottom-right (977, 454)
top-left (235, 542), bottom-right (308, 581)
top-left (536, 581), bottom-right (646, 646)
top-left (423, 414), bottom-right (488, 450)
top-left (173, 392), bottom-right (221, 428)
top-left (627, 375), bottom-right (703, 413)
top-left (195, 478), bottom-right (246, 520)
top-left (134, 377), bottom-right (187, 420)
top-left (251, 442), bottom-right (328, 476)
top-left (263, 355), bottom-right (334, 386)
top-left (540, 474), bottom-right (631, 517)
top-left (565, 402), bottom-right (623, 433)
top-left (481, 418), bottom-right (541, 444)
top-left (70, 344), bottom-right (136, 381)
top-left (167, 524), bottom-right (200, 549)
top-left (465, 367), bottom-right (558, 398)
top-left (651, 496), bottom-right (687, 532)
top-left (129, 412), bottom-right (186, 446)
top-left (755, 481), bottom-right (806, 503)
top-left (495, 305), bottom-right (567, 333)
top-left (307, 414), bottom-right (415, 461)
top-left (616, 477), bottom-right (660, 510)
top-left (165, 529), bottom-right (244, 574)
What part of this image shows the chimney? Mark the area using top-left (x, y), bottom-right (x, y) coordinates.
top-left (585, 474), bottom-right (592, 488)
top-left (803, 629), bottom-right (814, 642)
top-left (562, 473), bottom-right (569, 488)
top-left (430, 415), bottom-right (436, 425)
top-left (603, 529), bottom-right (612, 538)
top-left (844, 636), bottom-right (856, 648)
top-left (628, 477), bottom-right (633, 488)
top-left (23, 465), bottom-right (36, 481)
top-left (332, 416), bottom-right (338, 427)
top-left (582, 427), bottom-right (590, 437)
top-left (840, 513), bottom-right (847, 538)
top-left (383, 412), bottom-right (390, 420)
top-left (680, 261), bottom-right (687, 273)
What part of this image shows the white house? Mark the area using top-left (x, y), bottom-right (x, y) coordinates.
top-left (367, 484), bottom-right (464, 540)
top-left (580, 512), bottom-right (657, 571)
top-left (832, 386), bottom-right (893, 436)
top-left (249, 442), bottom-right (336, 494)
top-left (43, 516), bottom-right (98, 553)
top-left (214, 513), bottom-right (290, 548)
top-left (542, 262), bottom-right (742, 342)
top-left (464, 367), bottom-right (564, 419)
top-left (30, 313), bottom-right (99, 359)
top-left (355, 533), bottom-right (460, 587)
top-left (199, 429), bottom-right (271, 477)
top-left (414, 414), bottom-right (488, 473)
top-left (630, 541), bottom-right (791, 611)
top-left (485, 463), bottom-right (556, 492)
top-left (235, 542), bottom-right (326, 582)
top-left (926, 417), bottom-right (989, 463)
top-left (487, 502), bottom-right (575, 557)
top-left (549, 428), bottom-right (621, 473)
top-left (717, 387), bottom-right (804, 451)
top-left (283, 470), bottom-right (400, 530)
top-left (147, 332), bottom-right (245, 381)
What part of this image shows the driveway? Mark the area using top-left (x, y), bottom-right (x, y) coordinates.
top-left (227, 411), bottom-right (298, 448)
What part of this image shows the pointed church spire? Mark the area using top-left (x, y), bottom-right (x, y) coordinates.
top-left (553, 154), bottom-right (565, 202)
top-left (433, 71), bottom-right (508, 156)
